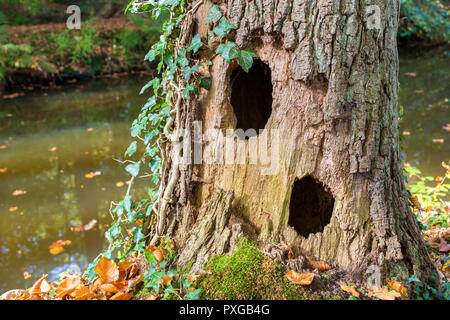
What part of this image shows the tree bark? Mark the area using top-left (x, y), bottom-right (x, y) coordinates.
top-left (150, 0), bottom-right (433, 282)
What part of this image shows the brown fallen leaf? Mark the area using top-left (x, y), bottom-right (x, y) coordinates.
top-left (23, 271), bottom-right (32, 280)
top-left (12, 190), bottom-right (27, 196)
top-left (100, 283), bottom-right (120, 293)
top-left (287, 243), bottom-right (294, 259)
top-left (0, 145), bottom-right (6, 150)
top-left (386, 278), bottom-right (408, 296)
top-left (0, 168), bottom-right (7, 173)
top-left (70, 219), bottom-right (97, 232)
top-left (306, 256), bottom-right (331, 271)
top-left (146, 245), bottom-right (164, 262)
top-left (30, 274), bottom-right (51, 296)
top-left (368, 286), bottom-right (402, 300)
top-left (339, 281), bottom-right (360, 298)
top-left (9, 206), bottom-right (18, 212)
top-left (95, 256), bottom-right (119, 283)
top-left (110, 292), bottom-right (133, 300)
top-left (49, 246), bottom-right (64, 255)
top-left (72, 286), bottom-right (92, 300)
top-left (439, 238), bottom-right (450, 253)
top-left (157, 274), bottom-right (173, 286)
top-left (49, 147), bottom-right (56, 152)
top-left (285, 270), bottom-right (314, 286)
top-left (186, 274), bottom-right (199, 283)
top-left (55, 276), bottom-right (81, 299)
top-left (115, 181), bottom-right (124, 187)
top-left (432, 138), bottom-right (445, 144)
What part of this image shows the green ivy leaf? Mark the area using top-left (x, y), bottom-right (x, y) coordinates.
top-left (125, 141), bottom-right (137, 157)
top-left (206, 5), bottom-right (222, 23)
top-left (213, 17), bottom-right (236, 38)
top-left (236, 48), bottom-right (258, 72)
top-left (188, 34), bottom-right (203, 53)
top-left (144, 49), bottom-right (157, 62)
top-left (216, 42), bottom-right (238, 63)
top-left (126, 162), bottom-right (140, 177)
top-left (183, 65), bottom-right (199, 82)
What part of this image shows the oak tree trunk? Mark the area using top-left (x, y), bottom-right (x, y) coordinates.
top-left (149, 0), bottom-right (433, 283)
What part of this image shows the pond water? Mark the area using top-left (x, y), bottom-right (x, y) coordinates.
top-left (0, 46), bottom-right (449, 292)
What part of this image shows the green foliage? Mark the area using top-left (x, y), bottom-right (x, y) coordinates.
top-left (0, 42), bottom-right (57, 77)
top-left (137, 237), bottom-right (200, 300)
top-left (399, 0), bottom-right (450, 42)
top-left (409, 272), bottom-right (449, 300)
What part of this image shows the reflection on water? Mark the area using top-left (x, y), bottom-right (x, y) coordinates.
top-left (0, 47), bottom-right (448, 292)
top-left (399, 46), bottom-right (450, 180)
top-left (0, 76), bottom-right (150, 291)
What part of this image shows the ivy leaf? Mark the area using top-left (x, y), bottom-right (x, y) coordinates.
top-left (144, 49), bottom-right (157, 62)
top-left (183, 83), bottom-right (195, 98)
top-left (216, 42), bottom-right (238, 63)
top-left (125, 162), bottom-right (140, 177)
top-left (213, 17), bottom-right (236, 38)
top-left (188, 34), bottom-right (203, 54)
top-left (183, 65), bottom-right (199, 82)
top-left (199, 77), bottom-right (211, 90)
top-left (105, 223), bottom-right (122, 243)
top-left (236, 48), bottom-right (258, 72)
top-left (125, 141), bottom-right (137, 157)
top-left (206, 5), bottom-right (222, 23)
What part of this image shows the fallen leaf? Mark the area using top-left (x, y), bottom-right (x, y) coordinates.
top-left (72, 286), bottom-right (92, 300)
top-left (339, 281), bottom-right (360, 298)
top-left (439, 238), bottom-right (450, 253)
top-left (136, 219), bottom-right (143, 226)
top-left (0, 168), bottom-right (8, 173)
top-left (84, 171), bottom-right (101, 179)
top-left (306, 256), bottom-right (330, 271)
top-left (186, 274), bottom-right (199, 283)
top-left (9, 206), bottom-right (18, 212)
top-left (95, 256), bottom-right (119, 283)
top-left (368, 286), bottom-right (401, 300)
top-left (285, 270), bottom-right (314, 285)
top-left (55, 276), bottom-right (81, 299)
top-left (0, 145), bottom-right (6, 149)
top-left (146, 245), bottom-right (164, 262)
top-left (409, 196), bottom-right (423, 211)
top-left (100, 283), bottom-right (120, 293)
top-left (432, 138), bottom-right (445, 144)
top-left (443, 124), bottom-right (450, 132)
top-left (70, 219), bottom-right (97, 232)
top-left (49, 246), bottom-right (64, 255)
top-left (87, 128), bottom-right (94, 132)
top-left (402, 131), bottom-right (411, 136)
top-left (287, 243), bottom-right (294, 259)
top-left (30, 274), bottom-right (51, 295)
top-left (386, 278), bottom-right (408, 296)
top-left (23, 271), bottom-right (32, 280)
top-left (115, 181), bottom-right (124, 187)
top-left (157, 274), bottom-right (172, 286)
top-left (110, 292), bottom-right (133, 300)
top-left (12, 190), bottom-right (27, 196)
top-left (49, 147), bottom-right (56, 152)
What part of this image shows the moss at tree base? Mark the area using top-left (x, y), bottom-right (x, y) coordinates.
top-left (195, 238), bottom-right (343, 300)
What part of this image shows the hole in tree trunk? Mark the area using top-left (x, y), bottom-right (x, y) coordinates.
top-left (230, 59), bottom-right (273, 139)
top-left (288, 176), bottom-right (335, 237)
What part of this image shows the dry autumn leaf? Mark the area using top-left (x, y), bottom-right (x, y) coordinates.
top-left (386, 279), bottom-right (408, 296)
top-left (110, 292), bottom-right (133, 300)
top-left (72, 286), bottom-right (92, 300)
top-left (95, 256), bottom-right (119, 283)
top-left (157, 274), bottom-right (173, 286)
top-left (12, 190), bottom-right (27, 196)
top-left (306, 256), bottom-right (330, 271)
top-left (55, 276), bottom-right (81, 299)
top-left (185, 274), bottom-right (199, 283)
top-left (339, 281), bottom-right (360, 298)
top-left (115, 181), bottom-right (125, 187)
top-left (100, 283), bottom-right (119, 293)
top-left (146, 245), bottom-right (164, 262)
top-left (285, 270), bottom-right (314, 286)
top-left (23, 271), bottom-right (32, 280)
top-left (0, 168), bottom-right (7, 173)
top-left (368, 286), bottom-right (402, 300)
top-left (30, 274), bottom-right (51, 295)
top-left (9, 206), bottom-right (18, 212)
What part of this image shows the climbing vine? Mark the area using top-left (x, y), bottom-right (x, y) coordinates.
top-left (83, 1), bottom-right (258, 299)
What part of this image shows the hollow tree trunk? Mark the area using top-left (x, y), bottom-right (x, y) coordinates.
top-left (149, 0), bottom-right (433, 282)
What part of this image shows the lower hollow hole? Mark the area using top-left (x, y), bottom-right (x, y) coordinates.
top-left (288, 175), bottom-right (335, 237)
top-left (230, 59), bottom-right (273, 139)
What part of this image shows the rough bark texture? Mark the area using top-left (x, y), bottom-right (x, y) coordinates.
top-left (153, 0), bottom-right (433, 281)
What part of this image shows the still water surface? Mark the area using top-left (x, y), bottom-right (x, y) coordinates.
top-left (0, 47), bottom-right (449, 291)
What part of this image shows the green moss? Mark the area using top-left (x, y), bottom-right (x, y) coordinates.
top-left (196, 238), bottom-right (340, 300)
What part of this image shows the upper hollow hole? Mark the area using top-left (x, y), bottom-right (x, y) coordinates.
top-left (230, 59), bottom-right (273, 139)
top-left (288, 176), bottom-right (335, 237)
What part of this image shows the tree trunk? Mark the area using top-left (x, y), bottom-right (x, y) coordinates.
top-left (149, 0), bottom-right (433, 283)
